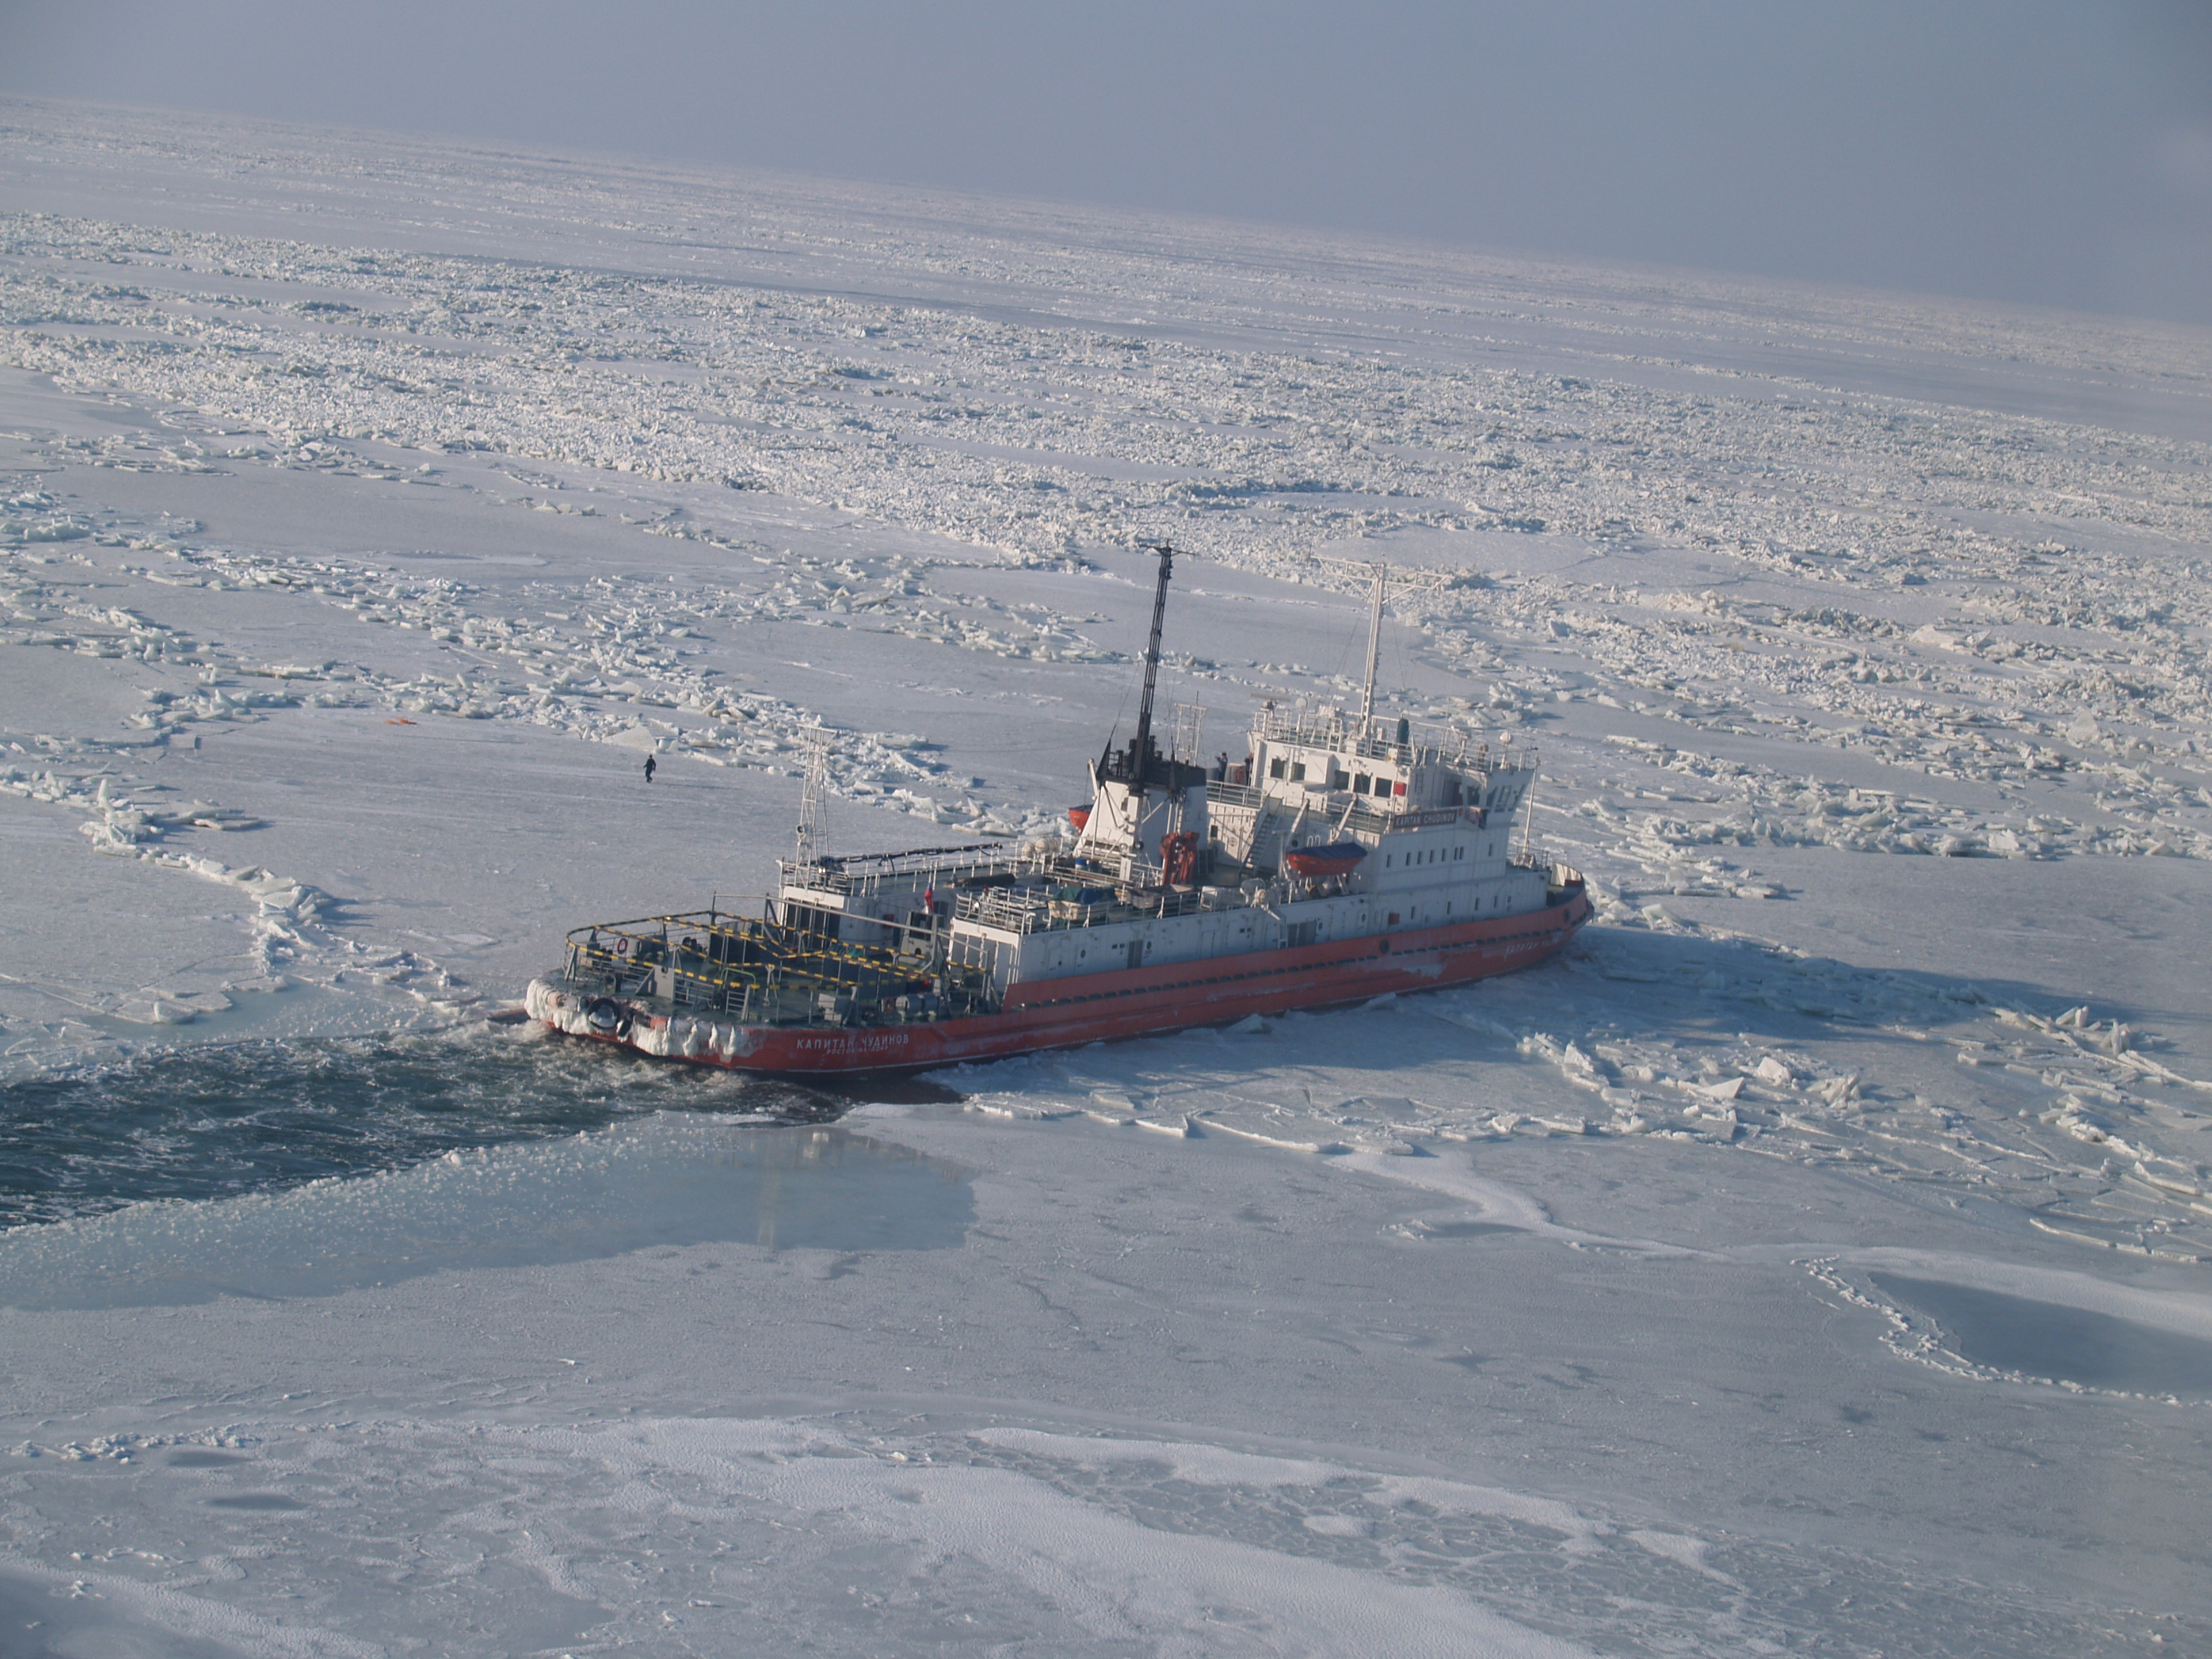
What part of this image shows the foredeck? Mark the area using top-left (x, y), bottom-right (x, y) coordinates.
top-left (561, 908), bottom-right (996, 1029)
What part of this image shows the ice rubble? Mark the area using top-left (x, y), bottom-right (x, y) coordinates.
top-left (0, 758), bottom-right (464, 1029)
top-left (11, 202), bottom-right (2208, 868)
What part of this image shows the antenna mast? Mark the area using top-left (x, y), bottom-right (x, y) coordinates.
top-left (794, 726), bottom-right (830, 865)
top-left (1128, 541), bottom-right (1175, 790)
top-left (1298, 554), bottom-right (1451, 731)
top-left (1359, 562), bottom-right (1386, 726)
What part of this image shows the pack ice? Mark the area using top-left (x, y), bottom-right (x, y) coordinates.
top-left (1, 98), bottom-right (2209, 1656)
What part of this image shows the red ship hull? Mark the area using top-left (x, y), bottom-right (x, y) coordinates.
top-left (537, 884), bottom-right (1593, 1077)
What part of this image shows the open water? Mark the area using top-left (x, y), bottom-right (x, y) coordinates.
top-left (0, 1025), bottom-right (948, 1231)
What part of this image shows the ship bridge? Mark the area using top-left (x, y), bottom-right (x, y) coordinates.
top-left (1245, 702), bottom-right (1534, 815)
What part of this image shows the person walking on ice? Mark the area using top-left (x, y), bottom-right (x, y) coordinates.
top-left (642, 753), bottom-right (657, 783)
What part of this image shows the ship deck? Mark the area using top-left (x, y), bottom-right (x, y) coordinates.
top-left (548, 851), bottom-right (1584, 1040)
top-left (529, 878), bottom-right (1593, 1073)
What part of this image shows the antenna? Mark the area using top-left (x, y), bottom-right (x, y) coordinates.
top-left (1296, 554), bottom-right (1453, 734)
top-left (1359, 562), bottom-right (1386, 725)
top-left (1128, 541), bottom-right (1176, 792)
top-left (795, 726), bottom-right (830, 865)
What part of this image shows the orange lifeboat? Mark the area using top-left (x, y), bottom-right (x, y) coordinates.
top-left (1282, 842), bottom-right (1367, 879)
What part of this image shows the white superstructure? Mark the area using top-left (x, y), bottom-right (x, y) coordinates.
top-left (769, 690), bottom-right (1551, 1007)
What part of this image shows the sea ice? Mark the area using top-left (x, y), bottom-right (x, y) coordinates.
top-left (1, 96), bottom-right (2209, 1655)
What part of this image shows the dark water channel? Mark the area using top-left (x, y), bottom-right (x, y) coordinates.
top-left (0, 1026), bottom-right (954, 1230)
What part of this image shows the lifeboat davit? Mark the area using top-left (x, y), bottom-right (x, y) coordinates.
top-left (1282, 842), bottom-right (1368, 879)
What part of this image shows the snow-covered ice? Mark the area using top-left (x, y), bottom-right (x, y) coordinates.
top-left (2, 97), bottom-right (2210, 1653)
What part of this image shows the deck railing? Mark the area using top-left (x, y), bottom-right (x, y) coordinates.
top-left (1247, 704), bottom-right (1536, 775)
top-left (778, 840), bottom-right (1012, 896)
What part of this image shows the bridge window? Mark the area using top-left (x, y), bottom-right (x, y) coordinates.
top-left (1290, 760), bottom-right (1306, 782)
top-left (1269, 756), bottom-right (1286, 779)
top-left (1353, 773), bottom-right (1370, 793)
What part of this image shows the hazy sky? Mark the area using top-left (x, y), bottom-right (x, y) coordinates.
top-left (5, 1), bottom-right (2209, 325)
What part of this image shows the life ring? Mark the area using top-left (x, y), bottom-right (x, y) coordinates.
top-left (614, 937), bottom-right (632, 956)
